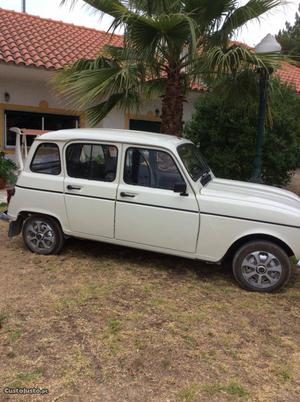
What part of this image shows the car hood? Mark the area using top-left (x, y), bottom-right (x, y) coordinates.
top-left (200, 178), bottom-right (300, 228)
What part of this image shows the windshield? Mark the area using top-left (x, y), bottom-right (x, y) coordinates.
top-left (177, 143), bottom-right (210, 181)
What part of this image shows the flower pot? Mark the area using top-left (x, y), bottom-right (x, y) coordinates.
top-left (0, 177), bottom-right (6, 189)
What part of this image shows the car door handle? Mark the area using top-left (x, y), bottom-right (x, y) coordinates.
top-left (67, 185), bottom-right (82, 191)
top-left (120, 192), bottom-right (136, 198)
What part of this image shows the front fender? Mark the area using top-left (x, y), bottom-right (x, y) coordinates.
top-left (196, 214), bottom-right (300, 262)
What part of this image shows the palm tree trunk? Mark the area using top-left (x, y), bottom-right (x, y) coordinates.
top-left (160, 70), bottom-right (185, 137)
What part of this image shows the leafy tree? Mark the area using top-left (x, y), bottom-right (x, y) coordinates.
top-left (184, 78), bottom-right (300, 186)
top-left (57, 0), bottom-right (283, 136)
top-left (277, 3), bottom-right (300, 63)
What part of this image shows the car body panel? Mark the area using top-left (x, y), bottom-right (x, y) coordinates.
top-left (7, 128), bottom-right (300, 263)
top-left (63, 142), bottom-right (122, 238)
top-left (200, 178), bottom-right (300, 227)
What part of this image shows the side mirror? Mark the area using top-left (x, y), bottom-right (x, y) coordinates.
top-left (173, 183), bottom-right (188, 196)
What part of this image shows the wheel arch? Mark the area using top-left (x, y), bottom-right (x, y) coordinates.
top-left (223, 233), bottom-right (294, 261)
top-left (10, 211), bottom-right (65, 238)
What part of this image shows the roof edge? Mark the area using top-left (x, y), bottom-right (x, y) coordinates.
top-left (0, 7), bottom-right (123, 38)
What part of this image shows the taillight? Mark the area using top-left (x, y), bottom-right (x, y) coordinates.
top-left (6, 187), bottom-right (15, 204)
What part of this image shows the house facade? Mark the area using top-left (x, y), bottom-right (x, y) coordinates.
top-left (0, 8), bottom-right (201, 157)
top-left (0, 8), bottom-right (299, 157)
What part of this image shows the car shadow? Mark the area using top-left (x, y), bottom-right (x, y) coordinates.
top-left (63, 237), bottom-right (235, 286)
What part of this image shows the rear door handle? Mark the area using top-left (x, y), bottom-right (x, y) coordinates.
top-left (67, 185), bottom-right (82, 191)
top-left (120, 192), bottom-right (136, 198)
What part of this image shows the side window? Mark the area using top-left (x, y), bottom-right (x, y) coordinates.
top-left (30, 143), bottom-right (61, 175)
top-left (66, 143), bottom-right (118, 182)
top-left (124, 148), bottom-right (185, 190)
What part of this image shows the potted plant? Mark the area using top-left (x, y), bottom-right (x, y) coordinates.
top-left (0, 151), bottom-right (17, 189)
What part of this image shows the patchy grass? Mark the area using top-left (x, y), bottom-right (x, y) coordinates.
top-left (0, 221), bottom-right (300, 401)
top-left (177, 384), bottom-right (199, 401)
top-left (0, 202), bottom-right (7, 211)
top-left (203, 382), bottom-right (250, 399)
top-left (6, 328), bottom-right (22, 342)
top-left (276, 366), bottom-right (293, 382)
top-left (223, 383), bottom-right (250, 398)
top-left (0, 312), bottom-right (7, 329)
top-left (6, 368), bottom-right (45, 388)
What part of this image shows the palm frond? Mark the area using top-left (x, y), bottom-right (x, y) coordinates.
top-left (184, 0), bottom-right (237, 33)
top-left (86, 90), bottom-right (142, 125)
top-left (216, 0), bottom-right (285, 42)
top-left (61, 0), bottom-right (126, 15)
top-left (56, 0), bottom-right (287, 133)
top-left (211, 69), bottom-right (260, 103)
top-left (141, 78), bottom-right (168, 99)
top-left (199, 45), bottom-right (281, 77)
top-left (60, 0), bottom-right (130, 31)
top-left (85, 93), bottom-right (124, 125)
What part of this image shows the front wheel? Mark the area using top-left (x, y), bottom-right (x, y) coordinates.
top-left (232, 241), bottom-right (292, 292)
top-left (22, 215), bottom-right (65, 255)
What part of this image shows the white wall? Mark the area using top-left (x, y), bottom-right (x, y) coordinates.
top-left (102, 92), bottom-right (200, 129)
top-left (0, 64), bottom-right (201, 133)
top-left (0, 64), bottom-right (65, 109)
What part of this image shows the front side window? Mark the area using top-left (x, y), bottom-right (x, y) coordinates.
top-left (30, 143), bottom-right (61, 175)
top-left (124, 147), bottom-right (185, 190)
top-left (177, 143), bottom-right (210, 181)
top-left (66, 143), bottom-right (118, 182)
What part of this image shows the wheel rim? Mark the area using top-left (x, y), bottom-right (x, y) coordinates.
top-left (241, 251), bottom-right (283, 289)
top-left (25, 220), bottom-right (56, 252)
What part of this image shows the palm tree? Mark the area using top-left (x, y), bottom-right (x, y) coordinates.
top-left (57, 0), bottom-right (284, 136)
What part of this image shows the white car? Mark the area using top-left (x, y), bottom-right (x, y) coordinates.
top-left (6, 129), bottom-right (300, 292)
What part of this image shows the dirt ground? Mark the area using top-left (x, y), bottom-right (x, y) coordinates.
top-left (0, 214), bottom-right (300, 402)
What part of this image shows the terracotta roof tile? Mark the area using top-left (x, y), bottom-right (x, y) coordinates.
top-left (0, 8), bottom-right (299, 92)
top-left (276, 63), bottom-right (300, 92)
top-left (0, 7), bottom-right (123, 70)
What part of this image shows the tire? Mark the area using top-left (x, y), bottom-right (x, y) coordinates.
top-left (232, 240), bottom-right (292, 292)
top-left (22, 215), bottom-right (65, 255)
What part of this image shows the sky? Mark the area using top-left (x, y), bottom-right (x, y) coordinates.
top-left (0, 0), bottom-right (299, 46)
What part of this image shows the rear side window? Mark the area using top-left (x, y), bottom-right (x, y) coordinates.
top-left (66, 143), bottom-right (118, 182)
top-left (30, 143), bottom-right (61, 175)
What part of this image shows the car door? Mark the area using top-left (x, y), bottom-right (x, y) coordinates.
top-left (115, 146), bottom-right (200, 253)
top-left (64, 141), bottom-right (119, 238)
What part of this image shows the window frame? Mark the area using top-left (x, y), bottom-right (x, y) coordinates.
top-left (129, 118), bottom-right (161, 133)
top-left (4, 109), bottom-right (80, 149)
top-left (65, 142), bottom-right (119, 183)
top-left (177, 143), bottom-right (210, 182)
top-left (30, 142), bottom-right (61, 176)
top-left (123, 146), bottom-right (186, 191)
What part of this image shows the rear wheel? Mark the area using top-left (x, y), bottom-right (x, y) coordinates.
top-left (232, 241), bottom-right (292, 292)
top-left (22, 215), bottom-right (65, 255)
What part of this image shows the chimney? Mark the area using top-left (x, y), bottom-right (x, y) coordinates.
top-left (22, 0), bottom-right (26, 13)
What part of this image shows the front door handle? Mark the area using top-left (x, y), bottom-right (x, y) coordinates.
top-left (120, 192), bottom-right (136, 198)
top-left (67, 185), bottom-right (82, 191)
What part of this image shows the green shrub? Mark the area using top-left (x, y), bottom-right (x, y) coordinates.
top-left (185, 78), bottom-right (300, 186)
top-left (0, 151), bottom-right (17, 184)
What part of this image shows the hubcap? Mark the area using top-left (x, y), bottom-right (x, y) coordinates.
top-left (241, 251), bottom-right (282, 289)
top-left (25, 220), bottom-right (56, 252)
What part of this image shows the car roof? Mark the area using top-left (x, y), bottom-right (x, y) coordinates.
top-left (36, 128), bottom-right (191, 149)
